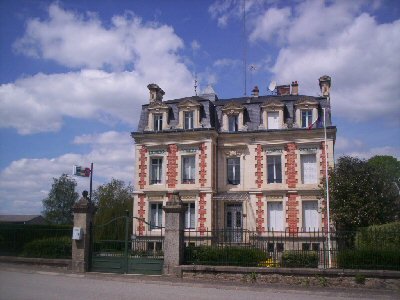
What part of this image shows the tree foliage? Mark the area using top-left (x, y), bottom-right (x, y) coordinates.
top-left (93, 179), bottom-right (133, 225)
top-left (42, 174), bottom-right (79, 225)
top-left (325, 156), bottom-right (399, 231)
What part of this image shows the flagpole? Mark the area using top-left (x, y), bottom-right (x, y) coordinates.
top-left (323, 108), bottom-right (332, 268)
top-left (89, 162), bottom-right (93, 202)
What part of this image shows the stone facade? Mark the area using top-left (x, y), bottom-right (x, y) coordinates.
top-left (132, 77), bottom-right (336, 240)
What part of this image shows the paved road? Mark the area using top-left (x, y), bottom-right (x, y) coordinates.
top-left (0, 268), bottom-right (398, 300)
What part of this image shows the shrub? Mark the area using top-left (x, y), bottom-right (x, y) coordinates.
top-left (184, 246), bottom-right (267, 266)
top-left (354, 274), bottom-right (366, 284)
top-left (355, 222), bottom-right (400, 251)
top-left (281, 251), bottom-right (319, 268)
top-left (22, 236), bottom-right (72, 259)
top-left (336, 249), bottom-right (400, 270)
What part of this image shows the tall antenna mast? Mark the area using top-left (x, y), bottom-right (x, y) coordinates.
top-left (194, 74), bottom-right (198, 96)
top-left (243, 0), bottom-right (247, 96)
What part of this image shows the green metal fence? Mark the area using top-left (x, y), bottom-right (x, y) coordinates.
top-left (183, 229), bottom-right (400, 270)
top-left (0, 224), bottom-right (72, 258)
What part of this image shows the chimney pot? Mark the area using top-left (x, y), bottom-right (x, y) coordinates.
top-left (251, 85), bottom-right (260, 97)
top-left (291, 81), bottom-right (299, 95)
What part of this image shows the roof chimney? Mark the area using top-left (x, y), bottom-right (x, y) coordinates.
top-left (147, 83), bottom-right (165, 103)
top-left (319, 75), bottom-right (331, 97)
top-left (251, 86), bottom-right (259, 97)
top-left (291, 81), bottom-right (299, 95)
top-left (276, 84), bottom-right (290, 96)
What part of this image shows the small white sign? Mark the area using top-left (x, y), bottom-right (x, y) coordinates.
top-left (72, 227), bottom-right (83, 240)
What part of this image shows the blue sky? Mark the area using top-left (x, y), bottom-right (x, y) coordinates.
top-left (0, 0), bottom-right (399, 214)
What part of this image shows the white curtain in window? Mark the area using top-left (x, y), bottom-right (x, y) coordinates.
top-left (302, 201), bottom-right (318, 231)
top-left (267, 202), bottom-right (284, 231)
top-left (301, 154), bottom-right (317, 184)
top-left (267, 111), bottom-right (279, 129)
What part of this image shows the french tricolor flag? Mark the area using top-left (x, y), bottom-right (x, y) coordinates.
top-left (308, 117), bottom-right (319, 130)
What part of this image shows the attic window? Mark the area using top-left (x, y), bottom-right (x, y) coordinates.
top-left (228, 115), bottom-right (238, 132)
top-left (184, 111), bottom-right (194, 129)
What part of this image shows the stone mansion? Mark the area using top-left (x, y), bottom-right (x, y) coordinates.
top-left (131, 76), bottom-right (336, 240)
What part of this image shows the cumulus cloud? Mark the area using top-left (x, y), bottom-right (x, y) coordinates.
top-left (249, 0), bottom-right (400, 123)
top-left (335, 136), bottom-right (400, 160)
top-left (1, 3), bottom-right (194, 134)
top-left (0, 131), bottom-right (134, 214)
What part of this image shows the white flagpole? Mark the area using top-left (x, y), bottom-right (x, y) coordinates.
top-left (323, 108), bottom-right (332, 268)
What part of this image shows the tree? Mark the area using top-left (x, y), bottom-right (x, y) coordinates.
top-left (93, 179), bottom-right (133, 229)
top-left (368, 155), bottom-right (400, 186)
top-left (325, 156), bottom-right (399, 231)
top-left (42, 174), bottom-right (79, 225)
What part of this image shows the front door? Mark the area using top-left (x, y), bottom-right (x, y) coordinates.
top-left (225, 203), bottom-right (243, 242)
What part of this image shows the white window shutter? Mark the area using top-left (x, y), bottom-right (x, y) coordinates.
top-left (267, 111), bottom-right (279, 129)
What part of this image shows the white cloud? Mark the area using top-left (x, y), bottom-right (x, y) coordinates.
top-left (249, 7), bottom-right (291, 44)
top-left (0, 131), bottom-right (134, 214)
top-left (249, 0), bottom-right (400, 123)
top-left (334, 136), bottom-right (399, 160)
top-left (213, 58), bottom-right (241, 68)
top-left (2, 3), bottom-right (194, 134)
top-left (191, 40), bottom-right (201, 51)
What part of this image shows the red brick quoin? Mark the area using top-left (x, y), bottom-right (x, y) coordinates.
top-left (137, 194), bottom-right (146, 236)
top-left (256, 194), bottom-right (265, 233)
top-left (199, 143), bottom-right (207, 187)
top-left (286, 193), bottom-right (299, 234)
top-left (138, 145), bottom-right (148, 189)
top-left (166, 144), bottom-right (178, 188)
top-left (255, 144), bottom-right (264, 188)
top-left (285, 143), bottom-right (298, 188)
top-left (320, 141), bottom-right (329, 232)
top-left (198, 193), bottom-right (207, 236)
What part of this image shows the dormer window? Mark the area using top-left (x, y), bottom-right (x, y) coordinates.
top-left (178, 99), bottom-right (201, 130)
top-left (228, 115), bottom-right (238, 132)
top-left (184, 111), bottom-right (194, 129)
top-left (295, 99), bottom-right (318, 129)
top-left (154, 114), bottom-right (163, 131)
top-left (260, 101), bottom-right (284, 130)
top-left (222, 102), bottom-right (245, 132)
top-left (301, 110), bottom-right (313, 128)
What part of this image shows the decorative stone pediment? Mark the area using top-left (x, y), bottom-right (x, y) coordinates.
top-left (260, 100), bottom-right (284, 111)
top-left (221, 102), bottom-right (244, 116)
top-left (224, 148), bottom-right (246, 157)
top-left (177, 98), bottom-right (201, 109)
top-left (295, 98), bottom-right (318, 109)
top-left (148, 100), bottom-right (169, 112)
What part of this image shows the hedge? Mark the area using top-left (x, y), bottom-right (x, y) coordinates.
top-left (355, 222), bottom-right (400, 250)
top-left (281, 251), bottom-right (319, 268)
top-left (336, 249), bottom-right (400, 271)
top-left (185, 246), bottom-right (268, 266)
top-left (0, 224), bottom-right (72, 256)
top-left (22, 236), bottom-right (72, 259)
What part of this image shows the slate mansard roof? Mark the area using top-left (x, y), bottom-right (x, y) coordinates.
top-left (135, 93), bottom-right (333, 133)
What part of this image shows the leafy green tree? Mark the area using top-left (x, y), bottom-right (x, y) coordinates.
top-left (368, 155), bottom-right (400, 186)
top-left (93, 179), bottom-right (133, 240)
top-left (42, 174), bottom-right (79, 224)
top-left (324, 156), bottom-right (399, 231)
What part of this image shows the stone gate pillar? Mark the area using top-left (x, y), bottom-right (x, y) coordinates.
top-left (72, 191), bottom-right (96, 273)
top-left (163, 193), bottom-right (185, 275)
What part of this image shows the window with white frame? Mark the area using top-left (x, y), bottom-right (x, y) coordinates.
top-left (267, 202), bottom-right (284, 231)
top-left (149, 203), bottom-right (163, 229)
top-left (153, 114), bottom-right (163, 131)
top-left (267, 155), bottom-right (282, 183)
top-left (182, 156), bottom-right (195, 184)
top-left (228, 115), bottom-right (238, 132)
top-left (227, 157), bottom-right (240, 185)
top-left (301, 110), bottom-right (313, 128)
top-left (267, 111), bottom-right (279, 129)
top-left (184, 202), bottom-right (195, 229)
top-left (184, 111), bottom-right (194, 129)
top-left (301, 154), bottom-right (317, 184)
top-left (302, 201), bottom-right (319, 231)
top-left (150, 158), bottom-right (162, 184)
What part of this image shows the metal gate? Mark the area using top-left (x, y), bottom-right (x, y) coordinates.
top-left (90, 213), bottom-right (164, 275)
